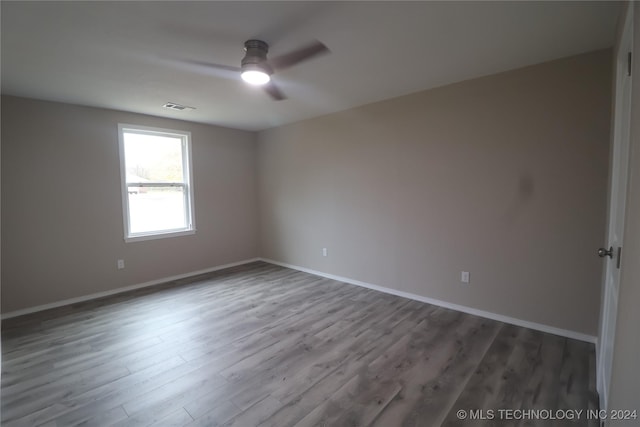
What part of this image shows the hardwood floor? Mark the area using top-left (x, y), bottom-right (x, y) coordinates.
top-left (1, 261), bottom-right (597, 426)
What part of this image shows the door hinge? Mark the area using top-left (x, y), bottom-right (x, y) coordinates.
top-left (617, 246), bottom-right (622, 269)
top-left (628, 52), bottom-right (632, 77)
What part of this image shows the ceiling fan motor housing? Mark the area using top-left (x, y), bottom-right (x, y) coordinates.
top-left (241, 40), bottom-right (273, 75)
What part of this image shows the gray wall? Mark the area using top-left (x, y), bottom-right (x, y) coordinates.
top-left (1, 96), bottom-right (259, 313)
top-left (258, 50), bottom-right (612, 336)
top-left (608, 4), bottom-right (640, 423)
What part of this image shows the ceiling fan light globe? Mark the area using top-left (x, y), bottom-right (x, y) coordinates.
top-left (241, 70), bottom-right (271, 85)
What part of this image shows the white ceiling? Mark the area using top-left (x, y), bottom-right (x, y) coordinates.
top-left (1, 1), bottom-right (620, 131)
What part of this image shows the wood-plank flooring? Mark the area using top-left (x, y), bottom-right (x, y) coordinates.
top-left (1, 261), bottom-right (598, 426)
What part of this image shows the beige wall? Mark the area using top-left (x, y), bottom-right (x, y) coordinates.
top-left (1, 96), bottom-right (259, 313)
top-left (608, 3), bottom-right (640, 423)
top-left (258, 50), bottom-right (612, 336)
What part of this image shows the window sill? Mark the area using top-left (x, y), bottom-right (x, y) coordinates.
top-left (125, 229), bottom-right (196, 243)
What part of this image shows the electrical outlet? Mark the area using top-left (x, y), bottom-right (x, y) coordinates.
top-left (461, 271), bottom-right (470, 283)
top-left (322, 248), bottom-right (328, 257)
top-left (117, 259), bottom-right (125, 270)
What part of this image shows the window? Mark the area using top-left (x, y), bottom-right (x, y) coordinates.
top-left (118, 124), bottom-right (195, 242)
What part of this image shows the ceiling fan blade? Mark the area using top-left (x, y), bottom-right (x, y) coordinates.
top-left (136, 53), bottom-right (241, 81)
top-left (183, 59), bottom-right (241, 73)
top-left (263, 81), bottom-right (286, 101)
top-left (269, 40), bottom-right (329, 71)
top-left (152, 55), bottom-right (241, 80)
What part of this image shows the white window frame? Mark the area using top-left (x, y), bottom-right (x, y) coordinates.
top-left (118, 123), bottom-right (196, 242)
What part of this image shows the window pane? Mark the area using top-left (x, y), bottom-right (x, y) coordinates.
top-left (123, 133), bottom-right (184, 183)
top-left (128, 186), bottom-right (187, 234)
top-left (119, 125), bottom-right (194, 241)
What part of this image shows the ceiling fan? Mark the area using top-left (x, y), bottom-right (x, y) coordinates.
top-left (188, 39), bottom-right (329, 101)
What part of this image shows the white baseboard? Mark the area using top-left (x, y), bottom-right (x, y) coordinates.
top-left (3, 256), bottom-right (597, 344)
top-left (1, 258), bottom-right (261, 320)
top-left (259, 258), bottom-right (597, 344)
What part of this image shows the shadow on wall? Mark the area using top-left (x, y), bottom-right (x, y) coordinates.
top-left (503, 172), bottom-right (535, 224)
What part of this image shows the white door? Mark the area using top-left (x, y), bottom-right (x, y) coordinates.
top-left (597, 3), bottom-right (633, 412)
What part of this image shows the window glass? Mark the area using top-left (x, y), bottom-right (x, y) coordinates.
top-left (118, 125), bottom-right (195, 241)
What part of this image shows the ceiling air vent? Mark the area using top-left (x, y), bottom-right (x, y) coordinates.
top-left (163, 102), bottom-right (195, 111)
